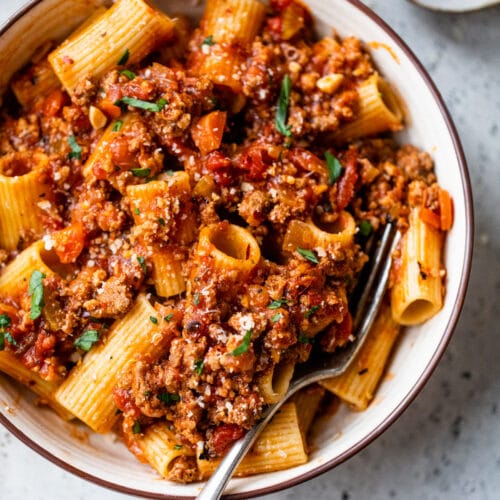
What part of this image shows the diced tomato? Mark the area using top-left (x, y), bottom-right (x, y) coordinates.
top-left (99, 99), bottom-right (122, 119)
top-left (110, 136), bottom-right (136, 168)
top-left (439, 188), bottom-right (453, 231)
top-left (266, 16), bottom-right (283, 38)
top-left (191, 111), bottom-right (227, 156)
top-left (237, 146), bottom-right (270, 181)
top-left (52, 222), bottom-right (86, 264)
top-left (113, 387), bottom-right (142, 419)
top-left (336, 148), bottom-right (358, 211)
top-left (270, 0), bottom-right (293, 11)
top-left (39, 89), bottom-right (68, 118)
top-left (211, 424), bottom-right (245, 456)
top-left (419, 207), bottom-right (441, 230)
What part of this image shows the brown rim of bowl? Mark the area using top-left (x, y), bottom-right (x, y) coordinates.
top-left (0, 0), bottom-right (474, 498)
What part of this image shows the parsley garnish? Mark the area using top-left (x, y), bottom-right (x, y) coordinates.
top-left (113, 120), bottom-right (123, 132)
top-left (157, 392), bottom-right (181, 404)
top-left (132, 420), bottom-right (142, 434)
top-left (131, 168), bottom-right (151, 178)
top-left (0, 315), bottom-right (14, 350)
top-left (164, 313), bottom-right (174, 322)
top-left (268, 299), bottom-right (290, 309)
top-left (297, 247), bottom-right (319, 264)
top-left (3, 332), bottom-right (17, 347)
top-left (158, 217), bottom-right (166, 226)
top-left (28, 270), bottom-right (46, 320)
top-left (271, 313), bottom-right (282, 323)
top-left (193, 292), bottom-right (200, 306)
top-left (359, 220), bottom-right (373, 237)
top-left (117, 96), bottom-right (167, 112)
top-left (0, 314), bottom-right (10, 329)
top-left (149, 316), bottom-right (158, 325)
top-left (194, 359), bottom-right (204, 375)
top-left (68, 135), bottom-right (82, 160)
top-left (74, 330), bottom-right (99, 351)
top-left (174, 444), bottom-right (183, 450)
top-left (202, 35), bottom-right (215, 46)
top-left (232, 330), bottom-right (252, 356)
top-left (117, 49), bottom-right (130, 66)
top-left (120, 69), bottom-right (136, 80)
top-left (137, 256), bottom-right (147, 274)
top-left (133, 207), bottom-right (140, 215)
top-left (325, 151), bottom-right (342, 184)
top-left (305, 305), bottom-right (320, 318)
top-left (298, 332), bottom-right (314, 344)
top-left (275, 75), bottom-right (292, 137)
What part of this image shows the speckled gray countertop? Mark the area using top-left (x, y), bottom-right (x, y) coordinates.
top-left (1, 0), bottom-right (499, 499)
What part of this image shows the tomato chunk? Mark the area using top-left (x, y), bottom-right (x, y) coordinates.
top-left (53, 222), bottom-right (86, 264)
top-left (211, 424), bottom-right (245, 456)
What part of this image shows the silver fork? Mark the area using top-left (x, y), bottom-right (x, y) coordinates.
top-left (197, 223), bottom-right (400, 500)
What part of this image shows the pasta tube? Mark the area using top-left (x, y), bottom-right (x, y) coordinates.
top-left (391, 208), bottom-right (444, 325)
top-left (49, 0), bottom-right (174, 99)
top-left (197, 402), bottom-right (307, 478)
top-left (334, 73), bottom-right (403, 142)
top-left (0, 152), bottom-right (51, 250)
top-left (320, 302), bottom-right (400, 410)
top-left (54, 294), bottom-right (167, 433)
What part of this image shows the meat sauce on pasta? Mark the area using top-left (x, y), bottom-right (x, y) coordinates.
top-left (0, 0), bottom-right (452, 482)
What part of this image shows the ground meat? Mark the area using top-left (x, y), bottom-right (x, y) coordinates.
top-left (83, 276), bottom-right (132, 318)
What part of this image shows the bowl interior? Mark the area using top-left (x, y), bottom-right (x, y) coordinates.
top-left (0, 0), bottom-right (472, 498)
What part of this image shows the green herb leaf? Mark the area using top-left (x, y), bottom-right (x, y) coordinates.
top-left (298, 332), bottom-right (314, 344)
top-left (268, 298), bottom-right (290, 309)
top-left (297, 247), bottom-right (319, 264)
top-left (113, 120), bottom-right (123, 132)
top-left (193, 292), bottom-right (200, 306)
top-left (359, 220), bottom-right (373, 237)
top-left (149, 316), bottom-right (158, 325)
top-left (0, 314), bottom-right (11, 328)
top-left (174, 444), bottom-right (183, 450)
top-left (132, 420), bottom-right (142, 434)
top-left (117, 49), bottom-right (130, 66)
top-left (4, 332), bottom-right (17, 346)
top-left (0, 331), bottom-right (17, 349)
top-left (305, 305), bottom-right (320, 318)
top-left (28, 270), bottom-right (46, 320)
top-left (202, 35), bottom-right (215, 46)
top-left (275, 75), bottom-right (292, 138)
top-left (137, 256), bottom-right (147, 274)
top-left (117, 96), bottom-right (167, 113)
top-left (325, 151), bottom-right (342, 185)
top-left (157, 392), bottom-right (181, 404)
top-left (120, 69), bottom-right (136, 80)
top-left (194, 359), bottom-right (204, 376)
top-left (68, 134), bottom-right (82, 160)
top-left (133, 207), bottom-right (140, 215)
top-left (158, 217), bottom-right (166, 226)
top-left (131, 168), bottom-right (151, 178)
top-left (74, 329), bottom-right (99, 351)
top-left (164, 313), bottom-right (174, 322)
top-left (271, 313), bottom-right (282, 323)
top-left (232, 330), bottom-right (252, 356)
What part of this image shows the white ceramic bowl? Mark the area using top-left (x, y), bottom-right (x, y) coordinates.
top-left (0, 1), bottom-right (473, 498)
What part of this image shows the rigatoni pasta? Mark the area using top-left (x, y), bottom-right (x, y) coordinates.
top-left (48, 0), bottom-right (174, 98)
top-left (0, 0), bottom-right (453, 484)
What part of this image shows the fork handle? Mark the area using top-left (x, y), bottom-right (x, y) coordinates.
top-left (196, 399), bottom-right (285, 500)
